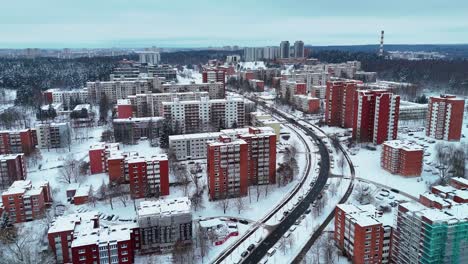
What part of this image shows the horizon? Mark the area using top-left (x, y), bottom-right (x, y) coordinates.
top-left (1, 0), bottom-right (467, 49)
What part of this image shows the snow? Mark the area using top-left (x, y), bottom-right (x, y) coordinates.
top-left (137, 197), bottom-right (191, 217)
top-left (238, 61), bottom-right (266, 71)
top-left (177, 68), bottom-right (203, 84)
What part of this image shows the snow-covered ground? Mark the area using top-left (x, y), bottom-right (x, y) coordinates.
top-left (238, 61), bottom-right (266, 71)
top-left (177, 68), bottom-right (203, 84)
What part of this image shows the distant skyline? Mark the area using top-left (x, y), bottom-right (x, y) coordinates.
top-left (1, 0), bottom-right (467, 49)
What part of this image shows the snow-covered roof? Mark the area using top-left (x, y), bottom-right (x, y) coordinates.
top-left (48, 211), bottom-right (99, 234)
top-left (73, 104), bottom-right (90, 112)
top-left (112, 117), bottom-right (163, 123)
top-left (117, 99), bottom-right (131, 105)
top-left (0, 153), bottom-right (23, 161)
top-left (337, 203), bottom-right (392, 227)
top-left (400, 202), bottom-right (468, 224)
top-left (89, 142), bottom-right (120, 151)
top-left (383, 140), bottom-right (423, 152)
top-left (74, 185), bottom-right (90, 198)
top-left (137, 197), bottom-right (191, 218)
top-left (169, 132), bottom-right (221, 141)
top-left (451, 177), bottom-right (468, 187)
top-left (71, 222), bottom-right (138, 248)
top-left (2, 180), bottom-right (32, 195)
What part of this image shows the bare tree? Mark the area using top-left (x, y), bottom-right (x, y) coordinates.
top-left (174, 164), bottom-right (190, 196)
top-left (98, 179), bottom-right (107, 200)
top-left (321, 232), bottom-right (336, 264)
top-left (354, 184), bottom-right (373, 205)
top-left (172, 240), bottom-right (194, 264)
top-left (329, 182), bottom-right (338, 197)
top-left (197, 226), bottom-right (211, 262)
top-left (58, 155), bottom-right (80, 184)
top-left (337, 154), bottom-right (346, 177)
top-left (235, 196), bottom-right (246, 214)
top-left (278, 236), bottom-right (288, 255)
top-left (216, 196), bottom-right (230, 214)
top-left (88, 185), bottom-right (97, 207)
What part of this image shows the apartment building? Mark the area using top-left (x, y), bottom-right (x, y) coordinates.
top-left (249, 79), bottom-right (265, 92)
top-left (48, 212), bottom-right (140, 264)
top-left (43, 88), bottom-right (89, 109)
top-left (250, 112), bottom-right (281, 140)
top-left (110, 63), bottom-right (177, 81)
top-left (162, 97), bottom-right (245, 134)
top-left (381, 140), bottom-right (423, 176)
top-left (325, 80), bottom-right (357, 128)
top-left (398, 100), bottom-right (428, 122)
top-left (113, 117), bottom-right (163, 145)
top-left (425, 94), bottom-right (465, 141)
top-left (391, 202), bottom-right (468, 263)
top-left (137, 197), bottom-right (192, 253)
top-left (158, 81), bottom-right (225, 99)
top-left (108, 154), bottom-right (169, 198)
top-left (36, 122), bottom-right (71, 149)
top-left (280, 80), bottom-right (307, 101)
top-left (334, 203), bottom-right (392, 264)
top-left (116, 99), bottom-right (133, 119)
top-left (0, 153), bottom-right (27, 190)
top-left (353, 90), bottom-right (400, 144)
top-left (169, 132), bottom-right (222, 161)
top-left (88, 142), bottom-right (120, 174)
top-left (293, 94), bottom-right (320, 113)
top-left (202, 68), bottom-right (226, 87)
top-left (419, 184), bottom-right (468, 209)
top-left (126, 91), bottom-right (209, 117)
top-left (0, 128), bottom-right (37, 155)
top-left (207, 135), bottom-right (249, 200)
top-left (86, 78), bottom-right (154, 104)
top-left (2, 180), bottom-right (52, 223)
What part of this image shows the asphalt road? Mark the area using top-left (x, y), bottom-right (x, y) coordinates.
top-left (240, 103), bottom-right (331, 264)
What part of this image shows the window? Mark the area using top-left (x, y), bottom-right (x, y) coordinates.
top-left (79, 256), bottom-right (86, 261)
top-left (121, 244), bottom-right (128, 248)
top-left (122, 257), bottom-right (128, 262)
top-left (79, 249), bottom-right (85, 254)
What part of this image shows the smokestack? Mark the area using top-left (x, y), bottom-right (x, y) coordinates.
top-left (379, 30), bottom-right (384, 57)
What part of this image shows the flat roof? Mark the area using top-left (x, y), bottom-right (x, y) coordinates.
top-left (137, 197), bottom-right (191, 218)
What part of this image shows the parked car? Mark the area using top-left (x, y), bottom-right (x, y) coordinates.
top-left (241, 251), bottom-right (249, 258)
top-left (247, 244), bottom-right (255, 252)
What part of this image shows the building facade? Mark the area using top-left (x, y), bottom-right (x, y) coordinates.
top-left (2, 180), bottom-right (52, 223)
top-left (89, 143), bottom-right (120, 174)
top-left (113, 117), bottom-right (163, 145)
top-left (335, 204), bottom-right (392, 264)
top-left (325, 81), bottom-right (357, 128)
top-left (391, 202), bottom-right (468, 264)
top-left (425, 94), bottom-right (465, 141)
top-left (162, 97), bottom-right (245, 134)
top-left (381, 140), bottom-right (423, 176)
top-left (353, 90), bottom-right (400, 144)
top-left (0, 128), bottom-right (37, 155)
top-left (0, 153), bottom-right (27, 190)
top-left (280, 41), bottom-right (290, 59)
top-left (293, 94), bottom-right (320, 113)
top-left (36, 122), bottom-right (71, 149)
top-left (137, 198), bottom-right (192, 253)
top-left (294, 40), bottom-right (304, 58)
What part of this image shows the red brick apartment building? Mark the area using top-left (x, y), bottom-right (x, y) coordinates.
top-left (202, 67), bottom-right (226, 87)
top-left (108, 153), bottom-right (169, 199)
top-left (89, 142), bottom-right (120, 174)
top-left (48, 212), bottom-right (140, 264)
top-left (381, 140), bottom-right (423, 176)
top-left (116, 99), bottom-right (134, 119)
top-left (2, 180), bottom-right (52, 223)
top-left (207, 127), bottom-right (277, 200)
top-left (335, 204), bottom-right (392, 264)
top-left (207, 135), bottom-right (249, 200)
top-left (0, 128), bottom-right (37, 155)
top-left (353, 90), bottom-right (400, 144)
top-left (425, 94), bottom-right (465, 141)
top-left (325, 81), bottom-right (357, 128)
top-left (0, 153), bottom-right (27, 190)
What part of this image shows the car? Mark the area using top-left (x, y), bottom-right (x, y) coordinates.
top-left (376, 196), bottom-right (383, 201)
top-left (267, 247), bottom-right (277, 257)
top-left (298, 195), bottom-right (304, 200)
top-left (278, 215), bottom-right (285, 222)
top-left (283, 231), bottom-right (292, 238)
top-left (300, 214), bottom-right (306, 220)
top-left (388, 195), bottom-right (395, 199)
top-left (283, 210), bottom-right (289, 216)
top-left (241, 251), bottom-right (249, 258)
top-left (317, 193), bottom-right (323, 200)
top-left (305, 209), bottom-right (311, 214)
top-left (247, 244), bottom-right (255, 252)
top-left (239, 219), bottom-right (249, 225)
top-left (229, 218), bottom-right (238, 222)
top-left (294, 220), bottom-right (301, 225)
top-left (379, 192), bottom-right (389, 197)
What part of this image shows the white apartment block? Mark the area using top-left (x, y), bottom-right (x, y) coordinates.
top-left (158, 81), bottom-right (225, 99)
top-left (127, 91), bottom-right (209, 117)
top-left (137, 197), bottom-right (192, 253)
top-left (162, 96), bottom-right (245, 134)
top-left (47, 89), bottom-right (89, 109)
top-left (169, 132), bottom-right (221, 161)
top-left (86, 77), bottom-right (156, 103)
top-left (36, 123), bottom-right (71, 149)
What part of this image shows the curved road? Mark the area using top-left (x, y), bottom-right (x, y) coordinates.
top-left (211, 104), bottom-right (316, 263)
top-left (238, 100), bottom-right (331, 264)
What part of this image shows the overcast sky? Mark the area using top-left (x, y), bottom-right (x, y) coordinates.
top-left (1, 0), bottom-right (467, 48)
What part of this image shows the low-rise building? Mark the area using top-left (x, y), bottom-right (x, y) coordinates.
top-left (2, 180), bottom-right (52, 223)
top-left (137, 197), bottom-right (192, 253)
top-left (381, 140), bottom-right (423, 176)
